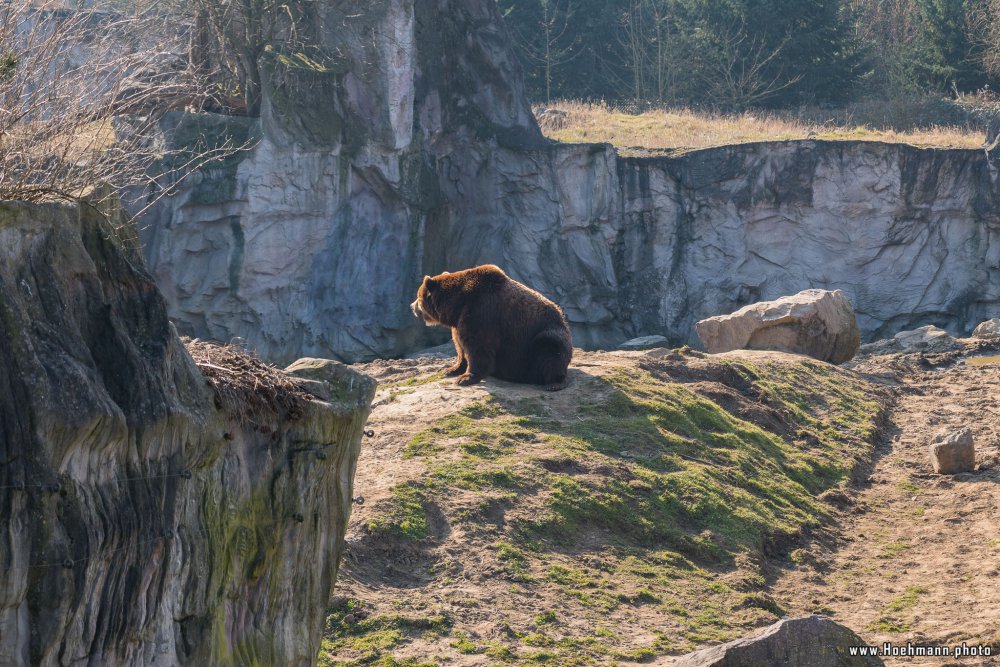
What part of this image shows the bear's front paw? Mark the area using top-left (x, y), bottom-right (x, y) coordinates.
top-left (444, 362), bottom-right (466, 377)
top-left (455, 373), bottom-right (483, 386)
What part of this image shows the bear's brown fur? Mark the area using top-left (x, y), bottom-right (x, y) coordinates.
top-left (410, 265), bottom-right (573, 389)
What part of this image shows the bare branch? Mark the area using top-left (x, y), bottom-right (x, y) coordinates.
top-left (0, 0), bottom-right (248, 221)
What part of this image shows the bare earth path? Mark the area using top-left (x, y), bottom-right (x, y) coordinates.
top-left (772, 355), bottom-right (1000, 665)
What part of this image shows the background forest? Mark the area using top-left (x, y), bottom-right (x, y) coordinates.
top-left (501, 0), bottom-right (1000, 126)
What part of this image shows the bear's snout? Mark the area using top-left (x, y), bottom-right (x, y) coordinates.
top-left (410, 299), bottom-right (421, 318)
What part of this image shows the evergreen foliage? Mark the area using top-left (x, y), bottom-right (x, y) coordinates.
top-left (499, 0), bottom-right (1000, 108)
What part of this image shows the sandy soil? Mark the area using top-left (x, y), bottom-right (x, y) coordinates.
top-left (771, 348), bottom-right (1000, 666)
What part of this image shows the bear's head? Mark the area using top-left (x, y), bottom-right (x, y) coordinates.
top-left (410, 274), bottom-right (449, 326)
top-left (410, 266), bottom-right (506, 327)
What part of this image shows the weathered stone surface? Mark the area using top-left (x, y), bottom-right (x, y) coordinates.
top-left (929, 428), bottom-right (976, 474)
top-left (136, 0), bottom-right (1000, 364)
top-left (404, 342), bottom-right (457, 359)
top-left (619, 335), bottom-right (669, 350)
top-left (858, 339), bottom-right (897, 357)
top-left (0, 202), bottom-right (375, 666)
top-left (695, 289), bottom-right (860, 364)
top-left (859, 324), bottom-right (964, 357)
top-left (673, 615), bottom-right (883, 667)
top-left (973, 318), bottom-right (1000, 338)
top-left (893, 325), bottom-right (962, 352)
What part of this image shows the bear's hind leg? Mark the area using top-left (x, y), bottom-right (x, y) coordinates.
top-left (533, 330), bottom-right (572, 391)
top-left (542, 377), bottom-right (570, 392)
top-left (455, 333), bottom-right (497, 386)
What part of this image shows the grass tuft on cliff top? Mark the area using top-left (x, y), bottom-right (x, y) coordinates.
top-left (538, 100), bottom-right (985, 155)
top-left (322, 354), bottom-right (883, 666)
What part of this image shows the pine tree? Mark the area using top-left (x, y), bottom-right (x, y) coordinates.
top-left (916, 0), bottom-right (991, 91)
top-left (726, 0), bottom-right (865, 106)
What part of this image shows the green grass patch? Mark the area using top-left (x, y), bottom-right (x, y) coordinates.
top-left (534, 610), bottom-right (558, 625)
top-left (515, 363), bottom-right (879, 557)
top-left (868, 585), bottom-right (928, 634)
top-left (318, 602), bottom-right (451, 666)
top-left (879, 540), bottom-right (911, 559)
top-left (365, 483), bottom-right (430, 541)
top-left (449, 632), bottom-right (484, 654)
top-left (380, 371), bottom-right (445, 391)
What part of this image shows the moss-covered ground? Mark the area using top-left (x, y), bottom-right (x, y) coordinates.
top-left (320, 351), bottom-right (884, 666)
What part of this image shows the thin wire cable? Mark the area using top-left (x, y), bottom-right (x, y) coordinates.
top-left (31, 533), bottom-right (175, 570)
top-left (0, 469), bottom-right (193, 490)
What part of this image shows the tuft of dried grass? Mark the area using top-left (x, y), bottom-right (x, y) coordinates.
top-left (186, 339), bottom-right (311, 427)
top-left (536, 101), bottom-right (987, 155)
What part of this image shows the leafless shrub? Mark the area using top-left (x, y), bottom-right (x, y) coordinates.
top-left (184, 0), bottom-right (338, 117)
top-left (0, 0), bottom-right (247, 213)
top-left (701, 23), bottom-right (801, 112)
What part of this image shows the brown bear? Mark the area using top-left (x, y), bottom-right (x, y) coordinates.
top-left (410, 265), bottom-right (573, 389)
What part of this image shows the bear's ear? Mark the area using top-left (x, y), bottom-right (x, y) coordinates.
top-left (423, 276), bottom-right (438, 290)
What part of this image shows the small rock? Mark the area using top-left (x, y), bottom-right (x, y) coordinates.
top-left (928, 428), bottom-right (975, 475)
top-left (618, 335), bottom-right (669, 351)
top-left (817, 487), bottom-right (852, 508)
top-left (972, 318), bottom-right (1000, 338)
top-left (695, 289), bottom-right (860, 364)
top-left (892, 325), bottom-right (961, 353)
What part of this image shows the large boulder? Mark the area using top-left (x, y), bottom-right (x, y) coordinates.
top-left (695, 289), bottom-right (861, 364)
top-left (673, 615), bottom-right (883, 667)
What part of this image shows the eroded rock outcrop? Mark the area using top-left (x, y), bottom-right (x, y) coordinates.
top-left (0, 202), bottom-right (375, 665)
top-left (137, 0), bottom-right (1000, 364)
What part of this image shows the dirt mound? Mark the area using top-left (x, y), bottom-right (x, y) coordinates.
top-left (321, 348), bottom-right (887, 665)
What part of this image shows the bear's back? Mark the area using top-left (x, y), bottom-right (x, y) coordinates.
top-left (490, 277), bottom-right (571, 383)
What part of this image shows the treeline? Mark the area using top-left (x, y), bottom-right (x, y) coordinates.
top-left (499, 0), bottom-right (1000, 109)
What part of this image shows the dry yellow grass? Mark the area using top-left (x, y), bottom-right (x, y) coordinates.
top-left (536, 101), bottom-right (986, 155)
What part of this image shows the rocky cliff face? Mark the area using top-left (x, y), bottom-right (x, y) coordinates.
top-left (0, 201), bottom-right (375, 665)
top-left (137, 0), bottom-right (1000, 364)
